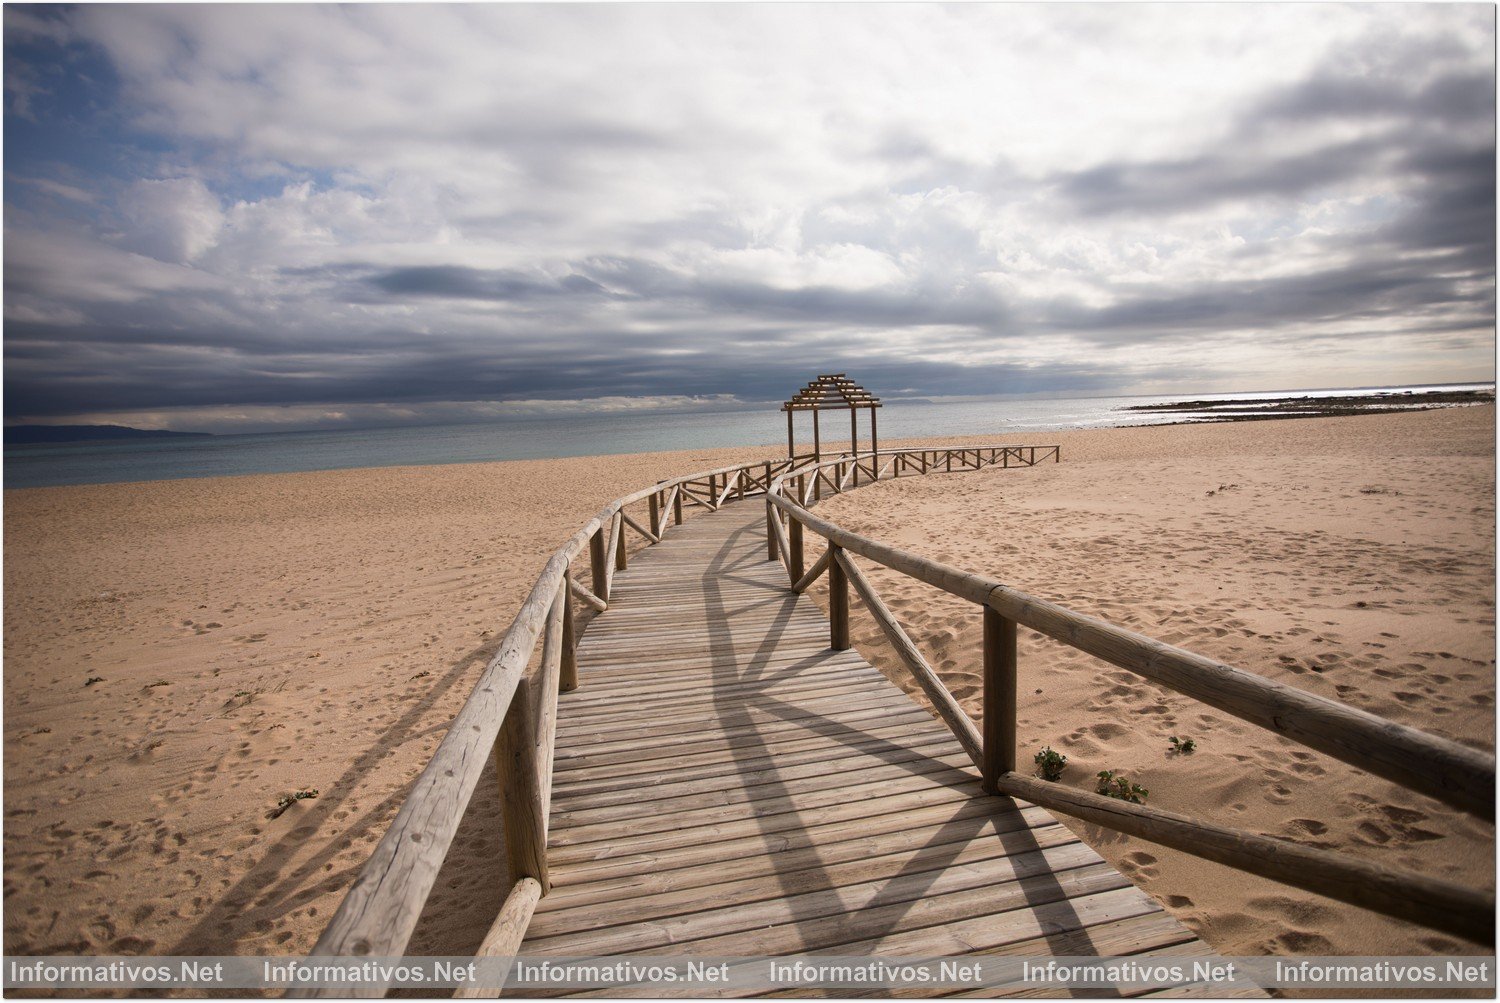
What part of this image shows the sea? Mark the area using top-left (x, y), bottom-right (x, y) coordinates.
top-left (5, 382), bottom-right (1492, 490)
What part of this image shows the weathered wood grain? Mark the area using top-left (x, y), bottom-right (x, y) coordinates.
top-left (452, 877), bottom-right (542, 999)
top-left (997, 773), bottom-right (1493, 943)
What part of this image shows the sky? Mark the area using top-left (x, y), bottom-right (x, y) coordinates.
top-left (3, 3), bottom-right (1495, 433)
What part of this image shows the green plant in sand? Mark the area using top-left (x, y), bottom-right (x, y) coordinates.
top-left (1168, 736), bottom-right (1196, 754)
top-left (267, 788), bottom-right (319, 819)
top-left (1033, 746), bottom-right (1067, 781)
top-left (1096, 770), bottom-right (1148, 804)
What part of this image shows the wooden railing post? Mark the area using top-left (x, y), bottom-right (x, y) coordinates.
top-left (614, 514), bottom-right (627, 571)
top-left (982, 606), bottom-right (1017, 795)
top-left (497, 677), bottom-right (549, 890)
top-left (560, 572), bottom-right (578, 693)
top-left (766, 499), bottom-right (778, 562)
top-left (789, 516), bottom-right (805, 583)
top-left (589, 528), bottom-right (609, 605)
top-left (673, 487), bottom-right (683, 525)
top-left (829, 543), bottom-right (850, 650)
top-left (648, 492), bottom-right (660, 539)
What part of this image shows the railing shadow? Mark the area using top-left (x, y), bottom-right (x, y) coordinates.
top-left (161, 637), bottom-right (503, 956)
top-left (701, 511), bottom-right (1086, 959)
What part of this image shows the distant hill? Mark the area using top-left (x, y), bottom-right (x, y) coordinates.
top-left (4, 424), bottom-right (213, 445)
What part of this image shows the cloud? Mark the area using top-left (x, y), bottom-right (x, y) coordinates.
top-left (2, 5), bottom-right (1493, 430)
top-left (121, 177), bottom-right (224, 263)
top-left (365, 266), bottom-right (609, 302)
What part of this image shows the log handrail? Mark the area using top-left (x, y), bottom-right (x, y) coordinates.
top-left (764, 448), bottom-right (1495, 944)
top-left (837, 548), bottom-right (983, 770)
top-left (767, 456), bottom-right (1495, 816)
top-left (310, 434), bottom-right (1491, 997)
top-left (302, 450), bottom-right (822, 987)
top-left (305, 442), bottom-right (1048, 989)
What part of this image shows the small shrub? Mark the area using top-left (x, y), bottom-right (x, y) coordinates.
top-left (1033, 746), bottom-right (1067, 781)
top-left (84, 677), bottom-right (104, 687)
top-left (1096, 770), bottom-right (1148, 804)
top-left (1168, 736), bottom-right (1196, 754)
top-left (267, 788), bottom-right (319, 819)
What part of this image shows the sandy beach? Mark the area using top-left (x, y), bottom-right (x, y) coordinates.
top-left (3, 407), bottom-right (1494, 968)
top-left (814, 405), bottom-right (1496, 960)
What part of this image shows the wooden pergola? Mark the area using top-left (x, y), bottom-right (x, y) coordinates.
top-left (783, 373), bottom-right (881, 464)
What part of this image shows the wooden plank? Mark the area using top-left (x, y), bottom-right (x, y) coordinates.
top-left (547, 712), bottom-right (967, 789)
top-left (548, 709), bottom-right (955, 800)
top-left (539, 803), bottom-right (1058, 912)
top-left (548, 751), bottom-right (978, 828)
top-left (548, 725), bottom-right (965, 800)
top-left (530, 862), bottom-right (1131, 957)
top-left (546, 773), bottom-right (990, 863)
top-left (550, 662), bottom-right (895, 719)
top-left (528, 821), bottom-right (1080, 940)
top-left (549, 689), bottom-right (936, 760)
top-left (530, 842), bottom-right (1109, 955)
top-left (548, 760), bottom-right (992, 851)
top-left (559, 664), bottom-right (885, 711)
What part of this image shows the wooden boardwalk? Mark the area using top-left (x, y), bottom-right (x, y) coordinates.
top-left (521, 502), bottom-right (1251, 996)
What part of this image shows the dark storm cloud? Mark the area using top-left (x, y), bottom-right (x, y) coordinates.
top-left (1055, 62), bottom-right (1494, 218)
top-left (2, 322), bottom-right (1123, 418)
top-left (3, 5), bottom-right (1493, 430)
top-left (367, 265), bottom-right (609, 301)
top-left (1254, 67), bottom-right (1494, 126)
top-left (1047, 255), bottom-right (1493, 343)
top-left (1056, 136), bottom-right (1392, 216)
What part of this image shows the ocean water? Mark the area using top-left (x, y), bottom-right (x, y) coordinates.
top-left (5, 383), bottom-right (1491, 490)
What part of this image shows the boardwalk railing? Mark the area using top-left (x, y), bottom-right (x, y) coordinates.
top-left (300, 453), bottom-right (801, 989)
top-left (764, 452), bottom-right (1496, 945)
top-left (307, 438), bottom-right (1490, 996)
top-left (302, 444), bottom-right (1055, 995)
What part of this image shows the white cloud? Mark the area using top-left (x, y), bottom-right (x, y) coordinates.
top-left (121, 177), bottom-right (224, 263)
top-left (4, 4), bottom-right (1493, 427)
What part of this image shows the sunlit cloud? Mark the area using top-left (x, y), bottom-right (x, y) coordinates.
top-left (4, 4), bottom-right (1493, 431)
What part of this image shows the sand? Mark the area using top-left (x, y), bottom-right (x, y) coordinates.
top-left (2, 407), bottom-right (1493, 969)
top-left (811, 405), bottom-right (1496, 960)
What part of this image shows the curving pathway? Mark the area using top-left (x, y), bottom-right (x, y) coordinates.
top-left (519, 501), bottom-right (1259, 997)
